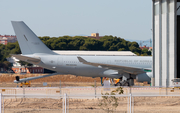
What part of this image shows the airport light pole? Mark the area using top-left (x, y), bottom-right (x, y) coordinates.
top-left (23, 86), bottom-right (25, 98)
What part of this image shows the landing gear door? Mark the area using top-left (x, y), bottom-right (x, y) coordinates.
top-left (58, 57), bottom-right (63, 66)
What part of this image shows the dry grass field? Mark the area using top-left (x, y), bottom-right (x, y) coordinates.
top-left (1, 74), bottom-right (180, 113)
top-left (0, 73), bottom-right (148, 87)
top-left (0, 73), bottom-right (102, 87)
top-left (0, 74), bottom-right (101, 82)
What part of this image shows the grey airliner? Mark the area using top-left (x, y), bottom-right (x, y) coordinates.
top-left (11, 21), bottom-right (152, 86)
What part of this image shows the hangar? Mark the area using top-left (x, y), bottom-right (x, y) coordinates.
top-left (152, 0), bottom-right (180, 86)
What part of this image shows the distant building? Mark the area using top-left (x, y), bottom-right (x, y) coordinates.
top-left (0, 35), bottom-right (17, 45)
top-left (7, 56), bottom-right (44, 73)
top-left (0, 37), bottom-right (8, 45)
top-left (86, 33), bottom-right (103, 40)
top-left (140, 45), bottom-right (152, 51)
top-left (12, 66), bottom-right (44, 74)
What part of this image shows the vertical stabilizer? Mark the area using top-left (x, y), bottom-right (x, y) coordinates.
top-left (11, 21), bottom-right (56, 55)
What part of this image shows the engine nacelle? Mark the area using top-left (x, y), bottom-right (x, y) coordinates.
top-left (136, 72), bottom-right (152, 83)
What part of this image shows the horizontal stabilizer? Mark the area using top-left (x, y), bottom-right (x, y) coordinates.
top-left (14, 73), bottom-right (58, 83)
top-left (11, 54), bottom-right (41, 64)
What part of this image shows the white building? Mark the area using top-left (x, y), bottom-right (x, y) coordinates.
top-left (152, 0), bottom-right (180, 86)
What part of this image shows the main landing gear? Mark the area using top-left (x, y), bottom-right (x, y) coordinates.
top-left (114, 74), bottom-right (134, 86)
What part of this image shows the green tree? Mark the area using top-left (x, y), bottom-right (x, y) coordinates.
top-left (3, 61), bottom-right (12, 70)
top-left (142, 48), bottom-right (151, 56)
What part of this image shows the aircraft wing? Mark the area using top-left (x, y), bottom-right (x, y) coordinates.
top-left (77, 57), bottom-right (145, 75)
top-left (11, 54), bottom-right (41, 64)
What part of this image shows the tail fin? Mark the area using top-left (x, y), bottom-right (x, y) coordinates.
top-left (11, 21), bottom-right (56, 55)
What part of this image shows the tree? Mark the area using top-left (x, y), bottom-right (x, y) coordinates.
top-left (118, 48), bottom-right (126, 51)
top-left (0, 35), bottom-right (151, 71)
top-left (108, 44), bottom-right (117, 51)
top-left (99, 87), bottom-right (124, 113)
top-left (3, 61), bottom-right (12, 70)
top-left (142, 48), bottom-right (151, 56)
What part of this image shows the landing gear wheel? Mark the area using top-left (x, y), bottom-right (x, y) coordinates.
top-left (116, 82), bottom-right (122, 86)
top-left (123, 82), bottom-right (129, 86)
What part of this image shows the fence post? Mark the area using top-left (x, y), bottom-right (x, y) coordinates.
top-left (130, 93), bottom-right (132, 113)
top-left (0, 93), bottom-right (1, 113)
top-left (63, 95), bottom-right (64, 113)
top-left (95, 80), bottom-right (96, 98)
top-left (64, 93), bottom-right (67, 113)
top-left (132, 94), bottom-right (134, 113)
top-left (60, 80), bottom-right (61, 95)
top-left (166, 79), bottom-right (168, 95)
top-left (23, 87), bottom-right (25, 98)
top-left (127, 94), bottom-right (129, 113)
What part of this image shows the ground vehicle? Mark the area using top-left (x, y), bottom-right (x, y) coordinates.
top-left (172, 78), bottom-right (180, 88)
top-left (16, 76), bottom-right (31, 87)
top-left (20, 81), bottom-right (31, 87)
top-left (114, 78), bottom-right (121, 86)
top-left (114, 78), bottom-right (134, 86)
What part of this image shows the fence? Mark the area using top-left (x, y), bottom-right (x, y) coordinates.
top-left (1, 86), bottom-right (180, 113)
top-left (1, 93), bottom-right (180, 113)
top-left (1, 86), bottom-right (179, 96)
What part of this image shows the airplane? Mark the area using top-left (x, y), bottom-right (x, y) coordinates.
top-left (11, 21), bottom-right (152, 86)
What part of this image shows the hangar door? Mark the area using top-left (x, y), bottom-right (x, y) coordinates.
top-left (177, 1), bottom-right (180, 78)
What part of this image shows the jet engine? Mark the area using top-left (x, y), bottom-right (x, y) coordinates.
top-left (136, 72), bottom-right (152, 83)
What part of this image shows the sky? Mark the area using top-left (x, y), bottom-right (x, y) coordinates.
top-left (0, 0), bottom-right (152, 40)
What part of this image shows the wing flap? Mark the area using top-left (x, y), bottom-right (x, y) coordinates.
top-left (77, 57), bottom-right (145, 75)
top-left (11, 54), bottom-right (41, 64)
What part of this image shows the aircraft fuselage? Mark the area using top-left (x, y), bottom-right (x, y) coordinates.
top-left (33, 54), bottom-right (152, 78)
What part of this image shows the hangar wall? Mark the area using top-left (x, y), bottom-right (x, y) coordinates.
top-left (177, 2), bottom-right (180, 80)
top-left (152, 0), bottom-right (176, 86)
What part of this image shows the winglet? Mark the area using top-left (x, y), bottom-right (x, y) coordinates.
top-left (77, 57), bottom-right (88, 63)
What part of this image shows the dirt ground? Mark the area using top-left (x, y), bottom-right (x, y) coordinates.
top-left (0, 73), bottom-right (147, 87)
top-left (1, 74), bottom-right (180, 113)
top-left (2, 96), bottom-right (180, 113)
top-left (0, 73), bottom-right (102, 87)
top-left (0, 73), bottom-right (101, 83)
